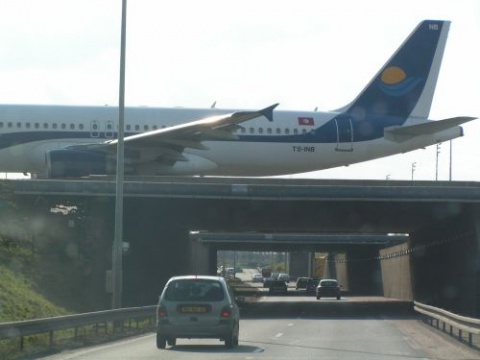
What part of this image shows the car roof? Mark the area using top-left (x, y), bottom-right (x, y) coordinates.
top-left (167, 275), bottom-right (225, 282)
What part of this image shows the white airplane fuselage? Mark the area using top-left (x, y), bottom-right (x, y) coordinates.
top-left (0, 104), bottom-right (462, 177)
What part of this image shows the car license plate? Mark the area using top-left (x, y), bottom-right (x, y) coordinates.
top-left (179, 306), bottom-right (208, 314)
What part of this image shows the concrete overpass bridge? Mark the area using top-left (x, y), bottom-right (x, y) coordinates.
top-left (8, 177), bottom-right (480, 315)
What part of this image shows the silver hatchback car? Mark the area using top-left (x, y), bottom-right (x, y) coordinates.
top-left (156, 275), bottom-right (240, 349)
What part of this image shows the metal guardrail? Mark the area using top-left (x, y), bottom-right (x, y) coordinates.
top-left (414, 301), bottom-right (480, 347)
top-left (4, 301), bottom-right (479, 353)
top-left (0, 305), bottom-right (156, 352)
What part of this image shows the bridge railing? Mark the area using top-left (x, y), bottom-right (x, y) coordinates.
top-left (414, 301), bottom-right (480, 347)
top-left (0, 305), bottom-right (156, 353)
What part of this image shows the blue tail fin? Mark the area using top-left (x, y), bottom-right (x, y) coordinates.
top-left (341, 20), bottom-right (450, 121)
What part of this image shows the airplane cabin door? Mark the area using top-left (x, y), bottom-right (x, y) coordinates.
top-left (105, 120), bottom-right (114, 139)
top-left (334, 116), bottom-right (353, 152)
top-left (90, 120), bottom-right (99, 138)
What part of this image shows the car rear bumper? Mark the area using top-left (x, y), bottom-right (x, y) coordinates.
top-left (157, 322), bottom-right (234, 339)
top-left (317, 289), bottom-right (341, 297)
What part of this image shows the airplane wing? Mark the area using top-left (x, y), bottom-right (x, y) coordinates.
top-left (384, 116), bottom-right (477, 142)
top-left (68, 103), bottom-right (278, 164)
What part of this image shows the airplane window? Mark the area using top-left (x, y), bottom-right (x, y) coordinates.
top-left (249, 127), bottom-right (254, 134)
top-left (7, 122), bottom-right (12, 128)
top-left (26, 123), bottom-right (31, 129)
top-left (258, 128), bottom-right (264, 134)
top-left (302, 129), bottom-right (307, 134)
top-left (0, 122), bottom-right (3, 128)
top-left (52, 123), bottom-right (57, 129)
top-left (79, 124), bottom-right (84, 130)
top-left (293, 129), bottom-right (298, 135)
top-left (276, 128), bottom-right (281, 134)
top-left (267, 128), bottom-right (272, 134)
top-left (144, 125), bottom-right (149, 131)
top-left (153, 125), bottom-right (158, 130)
top-left (126, 125), bottom-right (131, 131)
top-left (35, 123), bottom-right (40, 129)
top-left (107, 124), bottom-right (112, 130)
top-left (135, 125), bottom-right (140, 131)
top-left (61, 124), bottom-right (66, 129)
top-left (70, 124), bottom-right (75, 130)
top-left (93, 124), bottom-right (98, 130)
top-left (17, 122), bottom-right (21, 128)
top-left (43, 123), bottom-right (48, 129)
top-left (285, 128), bottom-right (290, 135)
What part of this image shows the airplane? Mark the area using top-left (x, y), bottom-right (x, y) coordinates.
top-left (0, 20), bottom-right (476, 178)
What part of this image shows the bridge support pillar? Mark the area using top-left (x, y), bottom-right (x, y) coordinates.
top-left (289, 251), bottom-right (312, 278)
top-left (189, 239), bottom-right (217, 275)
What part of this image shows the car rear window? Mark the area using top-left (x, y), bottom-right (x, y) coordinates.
top-left (164, 279), bottom-right (225, 301)
top-left (321, 281), bottom-right (338, 287)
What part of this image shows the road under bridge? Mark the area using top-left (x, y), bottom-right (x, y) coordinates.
top-left (9, 177), bottom-right (480, 315)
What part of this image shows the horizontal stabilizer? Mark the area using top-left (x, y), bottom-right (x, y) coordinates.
top-left (384, 116), bottom-right (476, 142)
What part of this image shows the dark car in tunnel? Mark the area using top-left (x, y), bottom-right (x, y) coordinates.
top-left (316, 279), bottom-right (341, 300)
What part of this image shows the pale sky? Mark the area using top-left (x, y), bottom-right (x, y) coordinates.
top-left (0, 0), bottom-right (479, 181)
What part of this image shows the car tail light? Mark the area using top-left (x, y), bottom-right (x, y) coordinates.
top-left (220, 306), bottom-right (232, 319)
top-left (157, 306), bottom-right (168, 318)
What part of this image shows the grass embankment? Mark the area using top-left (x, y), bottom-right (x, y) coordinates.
top-left (0, 265), bottom-right (69, 322)
top-left (0, 265), bottom-right (70, 360)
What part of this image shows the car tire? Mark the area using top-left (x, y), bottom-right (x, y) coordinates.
top-left (225, 324), bottom-right (239, 349)
top-left (156, 334), bottom-right (167, 349)
top-left (225, 333), bottom-right (234, 349)
top-left (167, 338), bottom-right (176, 346)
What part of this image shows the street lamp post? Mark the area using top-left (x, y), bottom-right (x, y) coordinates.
top-left (112, 0), bottom-right (127, 309)
top-left (411, 162), bottom-right (417, 181)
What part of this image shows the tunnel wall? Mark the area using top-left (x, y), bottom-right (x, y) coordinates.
top-left (409, 210), bottom-right (478, 316)
top-left (122, 199), bottom-right (193, 306)
top-left (323, 253), bottom-right (349, 290)
top-left (380, 242), bottom-right (413, 300)
top-left (346, 247), bottom-right (383, 295)
top-left (85, 198), bottom-right (115, 310)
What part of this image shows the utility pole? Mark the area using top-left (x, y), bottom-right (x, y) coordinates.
top-left (112, 0), bottom-right (127, 309)
top-left (411, 162), bottom-right (417, 181)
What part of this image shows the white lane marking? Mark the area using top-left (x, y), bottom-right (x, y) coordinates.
top-left (275, 333), bottom-right (284, 338)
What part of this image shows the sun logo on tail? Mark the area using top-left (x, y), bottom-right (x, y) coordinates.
top-left (378, 66), bottom-right (422, 96)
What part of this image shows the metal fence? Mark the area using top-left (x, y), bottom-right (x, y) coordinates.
top-left (414, 301), bottom-right (480, 347)
top-left (0, 305), bottom-right (156, 352)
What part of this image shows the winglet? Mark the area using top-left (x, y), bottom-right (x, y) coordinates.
top-left (259, 103), bottom-right (279, 122)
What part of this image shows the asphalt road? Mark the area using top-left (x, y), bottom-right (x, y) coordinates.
top-left (39, 315), bottom-right (480, 360)
top-left (39, 298), bottom-right (480, 360)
